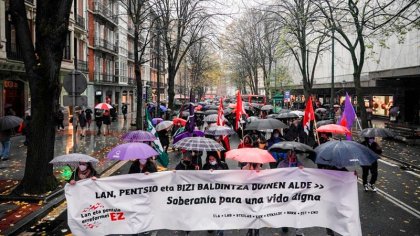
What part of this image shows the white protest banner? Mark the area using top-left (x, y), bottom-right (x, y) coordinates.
top-left (66, 168), bottom-right (362, 236)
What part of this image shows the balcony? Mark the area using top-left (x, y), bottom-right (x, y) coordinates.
top-left (76, 60), bottom-right (88, 72)
top-left (94, 72), bottom-right (118, 84)
top-left (94, 38), bottom-right (118, 54)
top-left (25, 0), bottom-right (34, 4)
top-left (75, 14), bottom-right (85, 30)
top-left (6, 42), bottom-right (24, 61)
top-left (119, 76), bottom-right (128, 84)
top-left (93, 1), bottom-right (118, 25)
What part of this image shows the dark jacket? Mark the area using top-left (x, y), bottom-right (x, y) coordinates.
top-left (128, 160), bottom-right (158, 174)
top-left (361, 140), bottom-right (382, 155)
top-left (69, 166), bottom-right (98, 181)
top-left (175, 161), bottom-right (196, 170)
top-left (157, 130), bottom-right (170, 147)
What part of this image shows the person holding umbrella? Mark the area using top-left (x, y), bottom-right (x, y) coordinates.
top-left (95, 109), bottom-right (103, 135)
top-left (361, 137), bottom-right (382, 192)
top-left (268, 129), bottom-right (286, 169)
top-left (278, 150), bottom-right (304, 235)
top-left (128, 158), bottom-right (157, 174)
top-left (69, 162), bottom-right (98, 185)
top-left (0, 128), bottom-right (13, 161)
top-left (175, 152), bottom-right (196, 170)
top-left (157, 129), bottom-right (170, 153)
top-left (203, 151), bottom-right (227, 236)
top-left (102, 109), bottom-right (111, 135)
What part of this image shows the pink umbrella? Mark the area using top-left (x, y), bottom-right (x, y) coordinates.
top-left (107, 143), bottom-right (158, 160)
top-left (316, 124), bottom-right (350, 135)
top-left (95, 103), bottom-right (113, 110)
top-left (226, 148), bottom-right (276, 164)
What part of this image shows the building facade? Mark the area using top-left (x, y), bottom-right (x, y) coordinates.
top-left (286, 29), bottom-right (420, 124)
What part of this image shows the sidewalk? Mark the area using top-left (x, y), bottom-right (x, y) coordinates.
top-left (0, 116), bottom-right (136, 234)
top-left (363, 119), bottom-right (420, 167)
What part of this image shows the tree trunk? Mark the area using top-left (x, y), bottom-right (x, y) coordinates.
top-left (134, 30), bottom-right (143, 130)
top-left (10, 0), bottom-right (72, 194)
top-left (135, 68), bottom-right (143, 130)
top-left (167, 65), bottom-right (176, 110)
top-left (353, 72), bottom-right (368, 129)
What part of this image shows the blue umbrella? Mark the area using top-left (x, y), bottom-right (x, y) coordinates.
top-left (315, 140), bottom-right (378, 168)
top-left (160, 105), bottom-right (168, 112)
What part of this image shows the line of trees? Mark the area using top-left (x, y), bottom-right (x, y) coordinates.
top-left (225, 0), bottom-right (418, 128)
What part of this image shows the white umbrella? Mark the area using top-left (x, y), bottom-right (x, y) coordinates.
top-left (49, 153), bottom-right (98, 167)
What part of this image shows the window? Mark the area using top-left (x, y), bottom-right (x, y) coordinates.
top-left (63, 31), bottom-right (71, 60)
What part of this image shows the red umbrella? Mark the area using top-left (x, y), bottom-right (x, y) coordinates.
top-left (316, 124), bottom-right (350, 135)
top-left (95, 103), bottom-right (113, 110)
top-left (173, 118), bottom-right (187, 126)
top-left (226, 148), bottom-right (276, 164)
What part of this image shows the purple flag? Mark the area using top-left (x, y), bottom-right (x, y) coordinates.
top-left (338, 92), bottom-right (356, 140)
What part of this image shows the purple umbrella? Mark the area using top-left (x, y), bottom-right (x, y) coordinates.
top-left (107, 143), bottom-right (158, 160)
top-left (173, 130), bottom-right (205, 144)
top-left (121, 130), bottom-right (157, 142)
top-left (152, 118), bottom-right (163, 125)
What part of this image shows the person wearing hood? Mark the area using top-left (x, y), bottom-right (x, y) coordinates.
top-left (175, 152), bottom-right (196, 170)
top-left (268, 129), bottom-right (287, 169)
top-left (238, 135), bottom-right (253, 149)
top-left (128, 158), bottom-right (157, 174)
top-left (202, 152), bottom-right (229, 171)
top-left (69, 162), bottom-right (98, 185)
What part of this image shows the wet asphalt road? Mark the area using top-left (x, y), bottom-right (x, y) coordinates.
top-left (15, 118), bottom-right (420, 236)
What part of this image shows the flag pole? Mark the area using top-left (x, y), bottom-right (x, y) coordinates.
top-left (313, 120), bottom-right (321, 145)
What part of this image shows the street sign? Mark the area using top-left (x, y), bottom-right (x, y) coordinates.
top-left (63, 95), bottom-right (88, 106)
top-left (63, 70), bottom-right (87, 95)
top-left (284, 90), bottom-right (291, 102)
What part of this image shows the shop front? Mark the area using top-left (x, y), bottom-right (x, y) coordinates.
top-left (3, 80), bottom-right (25, 117)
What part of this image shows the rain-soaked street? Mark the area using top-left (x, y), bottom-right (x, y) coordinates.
top-left (9, 117), bottom-right (419, 236)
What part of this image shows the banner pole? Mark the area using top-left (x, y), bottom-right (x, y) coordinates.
top-left (313, 120), bottom-right (321, 145)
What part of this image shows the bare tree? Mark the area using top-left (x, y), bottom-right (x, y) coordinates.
top-left (152, 0), bottom-right (214, 109)
top-left (223, 13), bottom-right (262, 95)
top-left (265, 0), bottom-right (329, 99)
top-left (120, 0), bottom-right (156, 129)
top-left (313, 0), bottom-right (419, 128)
top-left (9, 0), bottom-right (72, 194)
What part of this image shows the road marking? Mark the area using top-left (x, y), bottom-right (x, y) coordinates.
top-left (100, 161), bottom-right (128, 177)
top-left (406, 171), bottom-right (420, 178)
top-left (378, 159), bottom-right (398, 167)
top-left (358, 180), bottom-right (420, 219)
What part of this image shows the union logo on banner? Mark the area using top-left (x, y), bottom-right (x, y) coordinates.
top-left (79, 202), bottom-right (126, 229)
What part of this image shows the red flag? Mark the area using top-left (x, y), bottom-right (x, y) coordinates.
top-left (303, 97), bottom-right (315, 135)
top-left (235, 91), bottom-right (245, 131)
top-left (217, 97), bottom-right (224, 126)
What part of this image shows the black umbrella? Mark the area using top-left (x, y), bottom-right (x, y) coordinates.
top-left (276, 113), bottom-right (299, 119)
top-left (268, 141), bottom-right (315, 153)
top-left (261, 105), bottom-right (274, 111)
top-left (204, 110), bottom-right (218, 115)
top-left (224, 108), bottom-right (232, 116)
top-left (267, 114), bottom-right (277, 119)
top-left (245, 118), bottom-right (288, 130)
top-left (315, 140), bottom-right (378, 168)
top-left (278, 109), bottom-right (291, 114)
top-left (359, 128), bottom-right (395, 138)
top-left (0, 116), bottom-right (23, 131)
top-left (205, 126), bottom-right (236, 136)
top-left (316, 120), bottom-right (334, 127)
